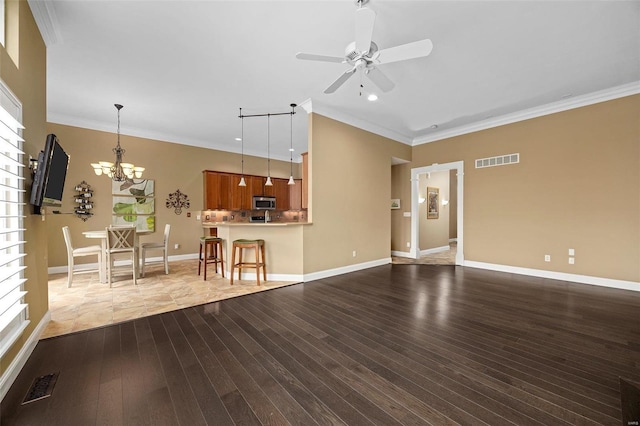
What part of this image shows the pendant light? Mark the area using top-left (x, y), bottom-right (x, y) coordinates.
top-left (238, 108), bottom-right (246, 187)
top-left (288, 103), bottom-right (296, 185)
top-left (265, 113), bottom-right (273, 186)
top-left (91, 104), bottom-right (144, 181)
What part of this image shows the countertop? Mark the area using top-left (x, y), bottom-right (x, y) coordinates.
top-left (202, 222), bottom-right (310, 227)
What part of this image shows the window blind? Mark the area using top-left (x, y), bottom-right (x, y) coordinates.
top-left (0, 93), bottom-right (28, 358)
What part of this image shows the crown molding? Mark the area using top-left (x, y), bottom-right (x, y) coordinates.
top-left (27, 0), bottom-right (63, 46)
top-left (298, 99), bottom-right (413, 145)
top-left (47, 113), bottom-right (301, 163)
top-left (413, 81), bottom-right (640, 146)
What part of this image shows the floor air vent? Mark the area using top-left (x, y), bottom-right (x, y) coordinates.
top-left (22, 372), bottom-right (59, 404)
top-left (476, 153), bottom-right (519, 169)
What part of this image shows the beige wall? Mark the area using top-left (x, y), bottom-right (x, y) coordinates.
top-left (44, 123), bottom-right (300, 268)
top-left (410, 95), bottom-right (640, 283)
top-left (391, 163), bottom-right (412, 252)
top-left (0, 1), bottom-right (48, 376)
top-left (418, 171), bottom-right (450, 251)
top-left (303, 113), bottom-right (412, 273)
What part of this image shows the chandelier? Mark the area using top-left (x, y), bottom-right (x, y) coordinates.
top-left (91, 104), bottom-right (144, 181)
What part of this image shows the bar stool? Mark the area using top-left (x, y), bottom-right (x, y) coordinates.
top-left (230, 239), bottom-right (266, 285)
top-left (198, 236), bottom-right (224, 280)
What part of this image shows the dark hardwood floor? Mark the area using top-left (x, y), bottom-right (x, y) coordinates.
top-left (2, 264), bottom-right (639, 425)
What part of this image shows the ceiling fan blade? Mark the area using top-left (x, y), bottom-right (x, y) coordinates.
top-left (324, 67), bottom-right (357, 94)
top-left (296, 52), bottom-right (345, 63)
top-left (376, 39), bottom-right (433, 64)
top-left (365, 66), bottom-right (395, 92)
top-left (355, 7), bottom-right (376, 54)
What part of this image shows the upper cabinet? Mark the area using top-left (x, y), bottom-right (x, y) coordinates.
top-left (204, 171), bottom-right (221, 209)
top-left (229, 174), bottom-right (247, 210)
top-left (204, 171), bottom-right (302, 211)
top-left (204, 153), bottom-right (308, 211)
top-left (289, 179), bottom-right (303, 211)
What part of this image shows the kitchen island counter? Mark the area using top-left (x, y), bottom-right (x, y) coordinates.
top-left (206, 222), bottom-right (306, 281)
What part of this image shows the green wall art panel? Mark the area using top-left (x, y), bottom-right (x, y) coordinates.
top-left (111, 179), bottom-right (155, 232)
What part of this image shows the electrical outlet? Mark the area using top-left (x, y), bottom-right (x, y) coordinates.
top-left (196, 214), bottom-right (201, 220)
top-left (569, 257), bottom-right (575, 264)
top-left (406, 242), bottom-right (411, 248)
top-left (352, 250), bottom-right (356, 257)
top-left (174, 244), bottom-right (180, 250)
top-left (544, 255), bottom-right (551, 262)
top-left (568, 248), bottom-right (575, 256)
top-left (187, 212), bottom-right (191, 218)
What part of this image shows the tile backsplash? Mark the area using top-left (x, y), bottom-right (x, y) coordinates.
top-left (202, 209), bottom-right (306, 224)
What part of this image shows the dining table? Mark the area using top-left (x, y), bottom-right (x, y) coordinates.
top-left (83, 229), bottom-right (152, 284)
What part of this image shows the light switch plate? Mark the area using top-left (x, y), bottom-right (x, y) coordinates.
top-left (403, 212), bottom-right (411, 217)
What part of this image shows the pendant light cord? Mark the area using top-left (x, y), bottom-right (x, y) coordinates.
top-left (240, 107), bottom-right (244, 176)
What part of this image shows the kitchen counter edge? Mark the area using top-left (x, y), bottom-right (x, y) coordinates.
top-left (202, 222), bottom-right (311, 227)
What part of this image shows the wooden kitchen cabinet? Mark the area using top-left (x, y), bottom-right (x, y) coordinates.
top-left (217, 173), bottom-right (231, 209)
top-left (229, 174), bottom-right (247, 210)
top-left (273, 178), bottom-right (290, 210)
top-left (204, 171), bottom-right (298, 211)
top-left (203, 171), bottom-right (220, 209)
top-left (204, 171), bottom-right (232, 209)
top-left (263, 178), bottom-right (275, 197)
top-left (289, 179), bottom-right (302, 210)
top-left (248, 176), bottom-right (265, 198)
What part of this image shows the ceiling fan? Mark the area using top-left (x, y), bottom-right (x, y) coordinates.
top-left (296, 0), bottom-right (433, 95)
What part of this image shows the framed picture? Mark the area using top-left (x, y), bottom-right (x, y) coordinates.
top-left (427, 187), bottom-right (439, 219)
top-left (112, 179), bottom-right (155, 232)
top-left (391, 198), bottom-right (401, 209)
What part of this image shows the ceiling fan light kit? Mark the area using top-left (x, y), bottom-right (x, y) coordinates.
top-left (296, 0), bottom-right (433, 96)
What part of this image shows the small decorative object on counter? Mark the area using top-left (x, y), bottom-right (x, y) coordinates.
top-left (74, 181), bottom-right (94, 221)
top-left (166, 189), bottom-right (190, 215)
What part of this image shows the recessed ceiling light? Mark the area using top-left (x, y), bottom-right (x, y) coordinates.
top-left (367, 93), bottom-right (378, 101)
top-left (289, 148), bottom-right (295, 152)
top-left (430, 124), bottom-right (438, 129)
top-left (235, 137), bottom-right (242, 141)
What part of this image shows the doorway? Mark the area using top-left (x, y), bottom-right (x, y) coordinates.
top-left (411, 161), bottom-right (464, 265)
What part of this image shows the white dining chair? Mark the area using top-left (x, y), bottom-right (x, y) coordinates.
top-left (105, 225), bottom-right (138, 287)
top-left (140, 224), bottom-right (171, 277)
top-left (62, 226), bottom-right (103, 288)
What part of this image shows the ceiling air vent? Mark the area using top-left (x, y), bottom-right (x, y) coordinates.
top-left (475, 153), bottom-right (519, 169)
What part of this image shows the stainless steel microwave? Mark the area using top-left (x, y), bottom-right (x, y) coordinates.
top-left (252, 196), bottom-right (276, 210)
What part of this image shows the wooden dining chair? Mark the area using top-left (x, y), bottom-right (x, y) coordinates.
top-left (105, 225), bottom-right (138, 287)
top-left (140, 224), bottom-right (171, 277)
top-left (62, 226), bottom-right (102, 288)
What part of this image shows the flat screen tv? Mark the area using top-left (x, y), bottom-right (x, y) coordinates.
top-left (30, 134), bottom-right (70, 210)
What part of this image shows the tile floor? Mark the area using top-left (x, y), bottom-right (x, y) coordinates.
top-left (391, 242), bottom-right (457, 265)
top-left (43, 259), bottom-right (299, 339)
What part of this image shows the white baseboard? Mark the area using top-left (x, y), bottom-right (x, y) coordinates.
top-left (303, 258), bottom-right (391, 282)
top-left (0, 310), bottom-right (51, 402)
top-left (48, 253), bottom-right (200, 275)
top-left (464, 260), bottom-right (640, 292)
top-left (224, 270), bottom-right (304, 283)
top-left (419, 245), bottom-right (450, 256)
